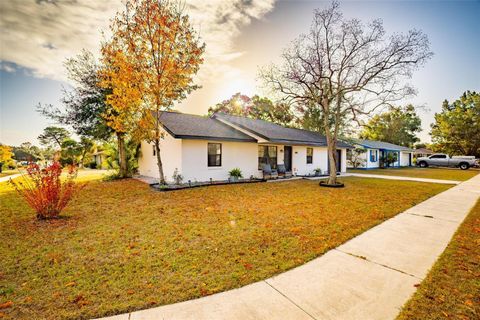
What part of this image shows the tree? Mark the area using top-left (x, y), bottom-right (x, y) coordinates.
top-left (208, 93), bottom-right (295, 126)
top-left (37, 50), bottom-right (113, 141)
top-left (13, 142), bottom-right (41, 162)
top-left (431, 91), bottom-right (480, 157)
top-left (60, 138), bottom-right (82, 165)
top-left (38, 126), bottom-right (70, 149)
top-left (0, 144), bottom-right (14, 172)
top-left (78, 137), bottom-right (95, 166)
top-left (104, 0), bottom-right (205, 184)
top-left (261, 1), bottom-right (432, 185)
top-left (346, 147), bottom-right (366, 169)
top-left (359, 105), bottom-right (421, 148)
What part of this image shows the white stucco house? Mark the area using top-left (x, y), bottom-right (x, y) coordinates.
top-left (347, 139), bottom-right (414, 169)
top-left (138, 112), bottom-right (352, 183)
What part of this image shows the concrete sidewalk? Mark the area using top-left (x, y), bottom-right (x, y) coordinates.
top-left (0, 173), bottom-right (20, 183)
top-left (99, 174), bottom-right (480, 320)
top-left (345, 172), bottom-right (461, 185)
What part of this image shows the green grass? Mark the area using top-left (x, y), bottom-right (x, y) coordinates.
top-left (396, 199), bottom-right (480, 320)
top-left (0, 175), bottom-right (450, 319)
top-left (349, 167), bottom-right (478, 181)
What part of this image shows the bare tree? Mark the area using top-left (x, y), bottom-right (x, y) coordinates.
top-left (261, 1), bottom-right (432, 185)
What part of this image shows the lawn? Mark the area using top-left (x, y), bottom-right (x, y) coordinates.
top-left (348, 167), bottom-right (478, 181)
top-left (0, 175), bottom-right (450, 319)
top-left (0, 170), bottom-right (19, 178)
top-left (396, 199), bottom-right (480, 320)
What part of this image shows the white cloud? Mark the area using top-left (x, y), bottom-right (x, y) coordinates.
top-left (0, 0), bottom-right (275, 83)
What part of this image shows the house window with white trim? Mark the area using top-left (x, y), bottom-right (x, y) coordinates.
top-left (306, 148), bottom-right (313, 164)
top-left (208, 143), bottom-right (222, 167)
top-left (258, 146), bottom-right (277, 170)
top-left (370, 150), bottom-right (377, 162)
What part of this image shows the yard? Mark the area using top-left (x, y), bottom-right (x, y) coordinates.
top-left (0, 170), bottom-right (18, 179)
top-left (348, 167), bottom-right (479, 181)
top-left (397, 199), bottom-right (480, 320)
top-left (0, 175), bottom-right (450, 319)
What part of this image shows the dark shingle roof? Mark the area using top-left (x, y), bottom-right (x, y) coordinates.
top-left (159, 112), bottom-right (256, 142)
top-left (354, 139), bottom-right (413, 151)
top-left (213, 113), bottom-right (352, 148)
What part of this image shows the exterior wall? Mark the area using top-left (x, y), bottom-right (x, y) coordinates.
top-left (139, 137), bottom-right (348, 182)
top-left (181, 140), bottom-right (260, 182)
top-left (400, 152), bottom-right (412, 167)
top-left (291, 146), bottom-right (329, 176)
top-left (138, 132), bottom-right (182, 182)
top-left (347, 146), bottom-right (379, 169)
top-left (340, 148), bottom-right (347, 173)
top-left (365, 148), bottom-right (380, 168)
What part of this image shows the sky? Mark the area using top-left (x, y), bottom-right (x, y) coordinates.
top-left (1, 0), bottom-right (479, 146)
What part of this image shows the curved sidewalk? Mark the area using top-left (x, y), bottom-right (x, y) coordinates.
top-left (99, 174), bottom-right (480, 320)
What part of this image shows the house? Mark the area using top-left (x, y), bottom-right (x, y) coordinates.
top-left (347, 139), bottom-right (414, 169)
top-left (92, 151), bottom-right (106, 169)
top-left (413, 147), bottom-right (434, 159)
top-left (138, 112), bottom-right (352, 183)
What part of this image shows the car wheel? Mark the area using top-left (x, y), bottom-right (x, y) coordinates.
top-left (419, 161), bottom-right (428, 168)
top-left (459, 163), bottom-right (469, 170)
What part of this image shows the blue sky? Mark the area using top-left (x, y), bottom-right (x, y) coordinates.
top-left (1, 0), bottom-right (479, 146)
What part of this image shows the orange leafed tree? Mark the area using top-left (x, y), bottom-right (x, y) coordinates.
top-left (107, 0), bottom-right (205, 184)
top-left (99, 30), bottom-right (145, 177)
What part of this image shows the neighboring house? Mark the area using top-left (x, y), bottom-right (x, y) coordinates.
top-left (413, 148), bottom-right (434, 159)
top-left (138, 112), bottom-right (352, 183)
top-left (347, 139), bottom-right (414, 169)
top-left (92, 151), bottom-right (106, 169)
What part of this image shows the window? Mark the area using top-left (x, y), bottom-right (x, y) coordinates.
top-left (430, 154), bottom-right (447, 159)
top-left (208, 143), bottom-right (222, 167)
top-left (152, 145), bottom-right (156, 156)
top-left (370, 150), bottom-right (377, 162)
top-left (258, 146), bottom-right (277, 170)
top-left (306, 148), bottom-right (313, 164)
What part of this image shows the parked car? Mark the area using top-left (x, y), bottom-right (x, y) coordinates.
top-left (416, 153), bottom-right (477, 170)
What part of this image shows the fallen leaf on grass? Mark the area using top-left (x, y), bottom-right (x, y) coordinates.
top-left (243, 263), bottom-right (253, 270)
top-left (0, 301), bottom-right (13, 309)
top-left (65, 281), bottom-right (76, 287)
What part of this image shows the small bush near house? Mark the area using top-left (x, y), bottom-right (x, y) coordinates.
top-left (172, 168), bottom-right (183, 185)
top-left (10, 162), bottom-right (83, 220)
top-left (229, 168), bottom-right (243, 179)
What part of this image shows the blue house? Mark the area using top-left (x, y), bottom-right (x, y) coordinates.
top-left (348, 139), bottom-right (414, 169)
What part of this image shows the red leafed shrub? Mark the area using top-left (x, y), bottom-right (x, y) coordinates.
top-left (10, 161), bottom-right (84, 219)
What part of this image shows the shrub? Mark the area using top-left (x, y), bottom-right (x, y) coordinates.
top-left (229, 168), bottom-right (243, 178)
top-left (10, 162), bottom-right (83, 220)
top-left (172, 168), bottom-right (183, 185)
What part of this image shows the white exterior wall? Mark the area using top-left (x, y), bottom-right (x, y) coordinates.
top-left (366, 148), bottom-right (380, 168)
top-left (400, 152), bottom-right (412, 167)
top-left (340, 148), bottom-right (347, 173)
top-left (347, 146), bottom-right (379, 169)
top-left (291, 146), bottom-right (329, 176)
top-left (138, 132), bottom-right (182, 181)
top-left (181, 140), bottom-right (260, 182)
top-left (138, 138), bottom-right (348, 182)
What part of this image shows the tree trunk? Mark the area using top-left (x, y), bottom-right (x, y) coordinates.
top-left (154, 138), bottom-right (166, 184)
top-left (325, 130), bottom-right (338, 185)
top-left (117, 132), bottom-right (128, 178)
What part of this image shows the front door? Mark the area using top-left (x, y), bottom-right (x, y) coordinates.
top-left (335, 149), bottom-right (342, 173)
top-left (283, 146), bottom-right (292, 171)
